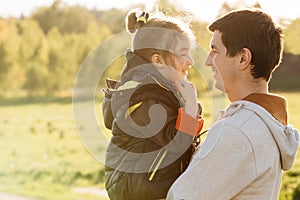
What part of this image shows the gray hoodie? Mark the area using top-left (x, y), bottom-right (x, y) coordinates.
top-left (167, 93), bottom-right (299, 200)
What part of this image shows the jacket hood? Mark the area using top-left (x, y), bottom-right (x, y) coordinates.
top-left (227, 93), bottom-right (299, 171)
top-left (120, 49), bottom-right (147, 77)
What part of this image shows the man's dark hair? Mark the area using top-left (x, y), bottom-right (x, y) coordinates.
top-left (208, 9), bottom-right (284, 81)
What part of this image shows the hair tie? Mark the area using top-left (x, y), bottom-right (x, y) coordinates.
top-left (136, 11), bottom-right (148, 24)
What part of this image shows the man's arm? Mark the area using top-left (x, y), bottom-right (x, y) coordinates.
top-left (167, 123), bottom-right (257, 200)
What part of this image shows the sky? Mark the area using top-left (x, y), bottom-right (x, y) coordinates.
top-left (0, 0), bottom-right (300, 23)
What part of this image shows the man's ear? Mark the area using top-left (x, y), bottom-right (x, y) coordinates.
top-left (239, 48), bottom-right (252, 70)
top-left (152, 54), bottom-right (162, 64)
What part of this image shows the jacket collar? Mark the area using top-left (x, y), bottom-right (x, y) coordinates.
top-left (242, 93), bottom-right (288, 125)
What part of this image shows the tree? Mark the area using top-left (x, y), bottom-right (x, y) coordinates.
top-left (32, 0), bottom-right (98, 34)
top-left (31, 0), bottom-right (62, 34)
top-left (94, 8), bottom-right (127, 34)
top-left (285, 18), bottom-right (300, 54)
top-left (20, 19), bottom-right (49, 96)
top-left (0, 43), bottom-right (10, 85)
top-left (0, 18), bottom-right (23, 94)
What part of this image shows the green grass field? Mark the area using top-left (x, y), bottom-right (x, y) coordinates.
top-left (0, 92), bottom-right (299, 200)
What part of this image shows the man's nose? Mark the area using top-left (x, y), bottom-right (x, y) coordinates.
top-left (204, 55), bottom-right (212, 67)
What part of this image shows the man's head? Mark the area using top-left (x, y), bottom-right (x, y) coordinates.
top-left (207, 9), bottom-right (284, 82)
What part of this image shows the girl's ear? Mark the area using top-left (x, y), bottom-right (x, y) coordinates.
top-left (238, 48), bottom-right (252, 70)
top-left (151, 54), bottom-right (162, 64)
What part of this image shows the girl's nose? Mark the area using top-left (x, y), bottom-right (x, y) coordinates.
top-left (186, 54), bottom-right (194, 66)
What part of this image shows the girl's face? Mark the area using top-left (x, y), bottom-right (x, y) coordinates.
top-left (164, 37), bottom-right (194, 80)
top-left (154, 52), bottom-right (193, 83)
top-left (171, 54), bottom-right (192, 79)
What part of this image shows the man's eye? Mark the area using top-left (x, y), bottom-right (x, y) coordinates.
top-left (212, 49), bottom-right (218, 53)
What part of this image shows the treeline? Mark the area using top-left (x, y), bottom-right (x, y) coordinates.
top-left (0, 0), bottom-right (299, 96)
top-left (0, 1), bottom-right (117, 96)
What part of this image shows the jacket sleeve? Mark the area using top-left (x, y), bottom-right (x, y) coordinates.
top-left (167, 123), bottom-right (257, 200)
top-left (102, 78), bottom-right (120, 130)
top-left (128, 98), bottom-right (202, 153)
top-left (102, 88), bottom-right (113, 130)
top-left (175, 107), bottom-right (204, 136)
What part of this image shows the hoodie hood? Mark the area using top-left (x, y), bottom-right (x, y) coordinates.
top-left (243, 93), bottom-right (288, 125)
top-left (226, 93), bottom-right (299, 171)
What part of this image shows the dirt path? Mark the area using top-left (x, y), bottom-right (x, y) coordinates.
top-left (72, 187), bottom-right (109, 198)
top-left (0, 187), bottom-right (108, 200)
top-left (0, 193), bottom-right (36, 200)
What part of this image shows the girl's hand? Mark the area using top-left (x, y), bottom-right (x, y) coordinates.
top-left (175, 80), bottom-right (198, 118)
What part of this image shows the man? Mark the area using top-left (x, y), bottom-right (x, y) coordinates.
top-left (167, 9), bottom-right (299, 199)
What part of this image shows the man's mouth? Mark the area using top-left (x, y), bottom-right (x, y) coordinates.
top-left (211, 67), bottom-right (218, 74)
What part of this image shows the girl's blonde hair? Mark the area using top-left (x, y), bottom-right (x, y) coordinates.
top-left (125, 9), bottom-right (195, 64)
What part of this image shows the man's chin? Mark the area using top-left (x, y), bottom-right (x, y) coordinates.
top-left (215, 83), bottom-right (225, 92)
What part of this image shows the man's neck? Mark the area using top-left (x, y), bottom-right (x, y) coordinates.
top-left (227, 79), bottom-right (268, 102)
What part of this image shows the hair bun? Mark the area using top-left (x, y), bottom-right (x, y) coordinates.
top-left (126, 9), bottom-right (149, 34)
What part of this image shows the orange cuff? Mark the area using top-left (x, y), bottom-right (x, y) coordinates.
top-left (176, 107), bottom-right (204, 136)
